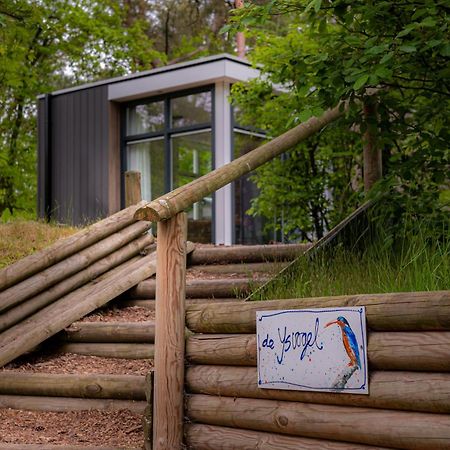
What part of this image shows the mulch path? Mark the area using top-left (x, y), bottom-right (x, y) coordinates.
top-left (78, 306), bottom-right (155, 323)
top-left (1, 352), bottom-right (153, 376)
top-left (0, 409), bottom-right (143, 447)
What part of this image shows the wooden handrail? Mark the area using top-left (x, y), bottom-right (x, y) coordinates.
top-left (134, 103), bottom-right (344, 222)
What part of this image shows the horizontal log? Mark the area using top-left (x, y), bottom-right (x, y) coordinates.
top-left (0, 201), bottom-right (148, 291)
top-left (185, 424), bottom-right (392, 450)
top-left (186, 332), bottom-right (450, 372)
top-left (189, 244), bottom-right (311, 265)
top-left (189, 261), bottom-right (288, 275)
top-left (0, 253), bottom-right (157, 368)
top-left (186, 291), bottom-right (450, 333)
top-left (186, 394), bottom-right (450, 450)
top-left (129, 278), bottom-right (268, 299)
top-left (0, 235), bottom-right (154, 333)
top-left (63, 321), bottom-right (155, 343)
top-left (0, 372), bottom-right (145, 399)
top-left (0, 221), bottom-right (152, 312)
top-left (118, 298), bottom-right (242, 310)
top-left (0, 394), bottom-right (146, 413)
top-left (186, 365), bottom-right (450, 414)
top-left (57, 343), bottom-right (155, 359)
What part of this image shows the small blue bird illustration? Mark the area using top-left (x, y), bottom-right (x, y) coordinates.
top-left (325, 316), bottom-right (361, 368)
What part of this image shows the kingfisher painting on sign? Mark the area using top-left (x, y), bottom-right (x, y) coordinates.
top-left (325, 316), bottom-right (361, 389)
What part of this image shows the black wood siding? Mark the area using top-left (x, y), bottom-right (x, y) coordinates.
top-left (47, 85), bottom-right (110, 225)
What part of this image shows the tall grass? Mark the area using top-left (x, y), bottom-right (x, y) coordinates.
top-left (256, 222), bottom-right (450, 300)
top-left (0, 220), bottom-right (78, 269)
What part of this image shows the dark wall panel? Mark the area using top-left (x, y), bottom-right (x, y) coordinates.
top-left (37, 97), bottom-right (47, 219)
top-left (49, 85), bottom-right (110, 225)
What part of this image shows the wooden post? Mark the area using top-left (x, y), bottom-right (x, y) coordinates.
top-left (153, 212), bottom-right (187, 450)
top-left (125, 171), bottom-right (142, 207)
top-left (363, 96), bottom-right (381, 191)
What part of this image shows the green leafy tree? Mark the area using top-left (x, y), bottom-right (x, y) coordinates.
top-left (227, 0), bottom-right (449, 240)
top-left (0, 0), bottom-right (166, 218)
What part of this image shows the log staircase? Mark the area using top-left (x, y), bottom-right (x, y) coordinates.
top-left (0, 227), bottom-right (309, 448)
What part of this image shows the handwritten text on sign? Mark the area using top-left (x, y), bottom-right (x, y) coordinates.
top-left (257, 308), bottom-right (368, 394)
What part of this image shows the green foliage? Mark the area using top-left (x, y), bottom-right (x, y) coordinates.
top-left (228, 0), bottom-right (449, 240)
top-left (255, 219), bottom-right (450, 300)
top-left (0, 0), bottom-right (166, 218)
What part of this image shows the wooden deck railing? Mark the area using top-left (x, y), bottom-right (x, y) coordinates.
top-left (133, 103), bottom-right (346, 450)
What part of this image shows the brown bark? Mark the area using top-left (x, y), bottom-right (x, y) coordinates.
top-left (186, 332), bottom-right (450, 372)
top-left (186, 290), bottom-right (450, 333)
top-left (186, 394), bottom-right (450, 450)
top-left (186, 365), bottom-right (450, 414)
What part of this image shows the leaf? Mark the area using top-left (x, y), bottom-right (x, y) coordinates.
top-left (353, 74), bottom-right (369, 90)
top-left (306, 0), bottom-right (322, 13)
top-left (420, 17), bottom-right (436, 27)
top-left (299, 109), bottom-right (313, 122)
top-left (380, 52), bottom-right (394, 64)
top-left (399, 45), bottom-right (417, 53)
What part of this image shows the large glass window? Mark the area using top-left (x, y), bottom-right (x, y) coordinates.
top-left (123, 88), bottom-right (213, 243)
top-left (126, 138), bottom-right (165, 202)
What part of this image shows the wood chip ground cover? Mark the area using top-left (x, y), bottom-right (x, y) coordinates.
top-left (0, 409), bottom-right (143, 447)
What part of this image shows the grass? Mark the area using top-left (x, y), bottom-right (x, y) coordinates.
top-left (0, 220), bottom-right (79, 269)
top-left (255, 224), bottom-right (450, 300)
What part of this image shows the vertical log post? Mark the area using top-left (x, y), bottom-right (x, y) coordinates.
top-left (363, 96), bottom-right (382, 192)
top-left (153, 212), bottom-right (187, 450)
top-left (125, 171), bottom-right (142, 207)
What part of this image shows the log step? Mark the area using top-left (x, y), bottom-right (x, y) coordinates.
top-left (188, 261), bottom-right (288, 274)
top-left (129, 278), bottom-right (269, 299)
top-left (189, 243), bottom-right (312, 265)
top-left (0, 372), bottom-right (146, 400)
top-left (56, 343), bottom-right (155, 359)
top-left (0, 395), bottom-right (146, 413)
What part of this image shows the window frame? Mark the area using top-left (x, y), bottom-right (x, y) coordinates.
top-left (120, 85), bottom-right (215, 208)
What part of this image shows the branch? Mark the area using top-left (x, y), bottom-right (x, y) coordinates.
top-left (381, 83), bottom-right (450, 97)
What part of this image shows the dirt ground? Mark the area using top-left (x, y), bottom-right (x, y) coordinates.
top-left (0, 409), bottom-right (143, 448)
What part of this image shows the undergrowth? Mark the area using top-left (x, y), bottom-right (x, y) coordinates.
top-left (255, 221), bottom-right (450, 300)
top-left (0, 220), bottom-right (79, 269)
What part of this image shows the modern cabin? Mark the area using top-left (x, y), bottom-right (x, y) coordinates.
top-left (37, 54), bottom-right (269, 244)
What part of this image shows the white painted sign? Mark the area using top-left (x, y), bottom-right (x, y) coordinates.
top-left (257, 307), bottom-right (368, 394)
